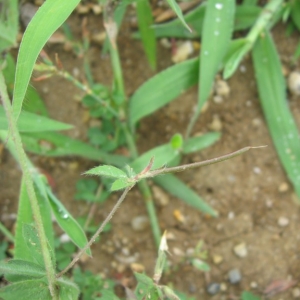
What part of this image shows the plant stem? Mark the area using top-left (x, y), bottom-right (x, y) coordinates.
top-left (56, 186), bottom-right (133, 278)
top-left (0, 72), bottom-right (58, 299)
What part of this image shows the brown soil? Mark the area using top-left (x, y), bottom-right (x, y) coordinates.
top-left (1, 8), bottom-right (300, 300)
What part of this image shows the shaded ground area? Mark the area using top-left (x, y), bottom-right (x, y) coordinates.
top-left (1, 9), bottom-right (300, 300)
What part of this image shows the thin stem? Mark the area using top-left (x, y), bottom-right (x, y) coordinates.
top-left (0, 72), bottom-right (58, 299)
top-left (0, 221), bottom-right (15, 243)
top-left (56, 186), bottom-right (133, 278)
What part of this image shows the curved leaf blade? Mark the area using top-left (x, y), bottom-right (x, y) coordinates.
top-left (0, 260), bottom-right (45, 278)
top-left (129, 57), bottom-right (199, 129)
top-left (252, 31), bottom-right (300, 197)
top-left (12, 0), bottom-right (80, 120)
top-left (84, 165), bottom-right (127, 179)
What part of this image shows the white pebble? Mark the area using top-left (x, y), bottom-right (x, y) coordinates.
top-left (253, 167), bottom-right (261, 174)
top-left (172, 41), bottom-right (194, 63)
top-left (131, 215), bottom-right (149, 231)
top-left (215, 79), bottom-right (230, 97)
top-left (278, 216), bottom-right (289, 227)
top-left (288, 71), bottom-right (300, 96)
top-left (233, 243), bottom-right (248, 258)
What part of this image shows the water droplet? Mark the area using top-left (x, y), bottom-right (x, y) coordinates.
top-left (216, 17), bottom-right (221, 22)
top-left (204, 51), bottom-right (209, 56)
top-left (214, 31), bottom-right (220, 36)
top-left (215, 3), bottom-right (223, 9)
top-left (62, 213), bottom-right (69, 219)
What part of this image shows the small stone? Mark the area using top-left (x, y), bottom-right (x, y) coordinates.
top-left (208, 114), bottom-right (222, 131)
top-left (220, 283), bottom-right (227, 291)
top-left (207, 282), bottom-right (220, 295)
top-left (233, 243), bottom-right (248, 258)
top-left (160, 38), bottom-right (171, 49)
top-left (212, 254), bottom-right (223, 265)
top-left (288, 71), bottom-right (300, 96)
top-left (173, 247), bottom-right (185, 257)
top-left (278, 182), bottom-right (289, 193)
top-left (213, 95), bottom-right (223, 104)
top-left (293, 287), bottom-right (300, 298)
top-left (152, 186), bottom-right (170, 206)
top-left (278, 216), bottom-right (289, 227)
top-left (215, 79), bottom-right (230, 97)
top-left (130, 263), bottom-right (145, 273)
top-left (173, 209), bottom-right (186, 223)
top-left (172, 41), bottom-right (194, 63)
top-left (240, 65), bottom-right (247, 73)
top-left (253, 167), bottom-right (261, 174)
top-left (131, 215), bottom-right (149, 231)
top-left (228, 269), bottom-right (242, 284)
top-left (250, 281), bottom-right (258, 289)
top-left (228, 211), bottom-right (235, 219)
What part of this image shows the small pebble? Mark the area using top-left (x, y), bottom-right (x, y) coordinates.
top-left (208, 114), bottom-right (222, 131)
top-left (278, 216), bottom-right (289, 227)
top-left (213, 95), bottom-right (223, 104)
top-left (220, 283), bottom-right (227, 291)
top-left (173, 209), bottom-right (186, 223)
top-left (131, 215), bottom-right (149, 231)
top-left (288, 71), bottom-right (300, 96)
top-left (240, 65), bottom-right (247, 73)
top-left (130, 263), bottom-right (145, 273)
top-left (233, 243), bottom-right (248, 258)
top-left (212, 254), bottom-right (223, 265)
top-left (253, 167), bottom-right (261, 174)
top-left (228, 268), bottom-right (242, 284)
top-left (250, 281), bottom-right (258, 289)
top-left (172, 41), bottom-right (194, 63)
top-left (293, 287), bottom-right (300, 298)
top-left (152, 186), bottom-right (170, 206)
top-left (160, 38), bottom-right (171, 49)
top-left (228, 211), bottom-right (235, 219)
top-left (207, 282), bottom-right (220, 295)
top-left (278, 182), bottom-right (289, 193)
top-left (215, 80), bottom-right (230, 97)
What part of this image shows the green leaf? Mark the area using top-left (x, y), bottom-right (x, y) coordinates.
top-left (0, 0), bottom-right (18, 54)
top-left (46, 188), bottom-right (91, 256)
top-left (136, 0), bottom-right (156, 69)
top-left (129, 57), bottom-right (199, 129)
top-left (12, 0), bottom-right (80, 121)
top-left (57, 277), bottom-right (80, 300)
top-left (170, 134), bottom-right (183, 150)
top-left (165, 0), bottom-right (192, 32)
top-left (198, 0), bottom-right (235, 111)
top-left (134, 273), bottom-right (161, 300)
top-left (291, 0), bottom-right (300, 31)
top-left (252, 31), bottom-right (300, 198)
top-left (110, 178), bottom-right (133, 191)
top-left (241, 291), bottom-right (261, 300)
top-left (130, 143), bottom-right (181, 174)
top-left (0, 106), bottom-right (73, 132)
top-left (235, 5), bottom-right (261, 30)
top-left (191, 258), bottom-right (210, 271)
top-left (0, 279), bottom-right (51, 300)
top-left (183, 132), bottom-right (221, 154)
top-left (21, 132), bottom-right (128, 166)
top-left (0, 260), bottom-right (45, 279)
top-left (22, 224), bottom-right (44, 267)
top-left (84, 165), bottom-right (127, 179)
top-left (154, 174), bottom-right (218, 216)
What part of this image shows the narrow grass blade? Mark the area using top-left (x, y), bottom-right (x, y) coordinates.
top-left (165, 0), bottom-right (192, 32)
top-left (0, 0), bottom-right (18, 54)
top-left (12, 0), bottom-right (80, 120)
top-left (154, 174), bottom-right (218, 216)
top-left (129, 57), bottom-right (198, 129)
top-left (235, 5), bottom-right (261, 30)
top-left (136, 0), bottom-right (156, 69)
top-left (291, 0), bottom-right (300, 30)
top-left (183, 132), bottom-right (221, 154)
top-left (20, 132), bottom-right (128, 166)
top-left (0, 107), bottom-right (72, 132)
top-left (252, 31), bottom-right (300, 197)
top-left (46, 188), bottom-right (92, 256)
top-left (198, 0), bottom-right (235, 111)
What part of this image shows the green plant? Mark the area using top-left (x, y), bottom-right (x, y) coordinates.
top-left (0, 0), bottom-right (273, 298)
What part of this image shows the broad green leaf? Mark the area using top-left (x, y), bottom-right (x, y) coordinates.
top-left (0, 106), bottom-right (72, 132)
top-left (136, 0), bottom-right (156, 69)
top-left (14, 179), bottom-right (54, 266)
top-left (191, 258), bottom-right (210, 271)
top-left (234, 5), bottom-right (261, 30)
top-left (198, 0), bottom-right (235, 111)
top-left (291, 0), bottom-right (300, 31)
top-left (57, 277), bottom-right (80, 300)
top-left (183, 132), bottom-right (221, 154)
top-left (170, 134), bottom-right (183, 150)
top-left (0, 0), bottom-right (18, 54)
top-left (129, 57), bottom-right (199, 129)
top-left (22, 224), bottom-right (44, 267)
top-left (165, 0), bottom-right (192, 32)
top-left (84, 165), bottom-right (127, 178)
top-left (46, 187), bottom-right (92, 256)
top-left (241, 291), bottom-right (261, 300)
top-left (134, 273), bottom-right (161, 300)
top-left (12, 0), bottom-right (80, 121)
top-left (21, 132), bottom-right (128, 166)
top-left (0, 279), bottom-right (51, 300)
top-left (252, 31), bottom-right (300, 198)
top-left (130, 143), bottom-right (181, 173)
top-left (134, 272), bottom-right (154, 286)
top-left (154, 174), bottom-right (218, 216)
top-left (2, 53), bottom-right (48, 116)
top-left (0, 260), bottom-right (45, 279)
top-left (110, 178), bottom-right (133, 191)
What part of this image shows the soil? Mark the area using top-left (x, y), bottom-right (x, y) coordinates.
top-left (1, 5), bottom-right (300, 300)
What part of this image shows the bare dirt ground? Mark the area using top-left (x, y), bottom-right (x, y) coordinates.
top-left (1, 7), bottom-right (300, 300)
